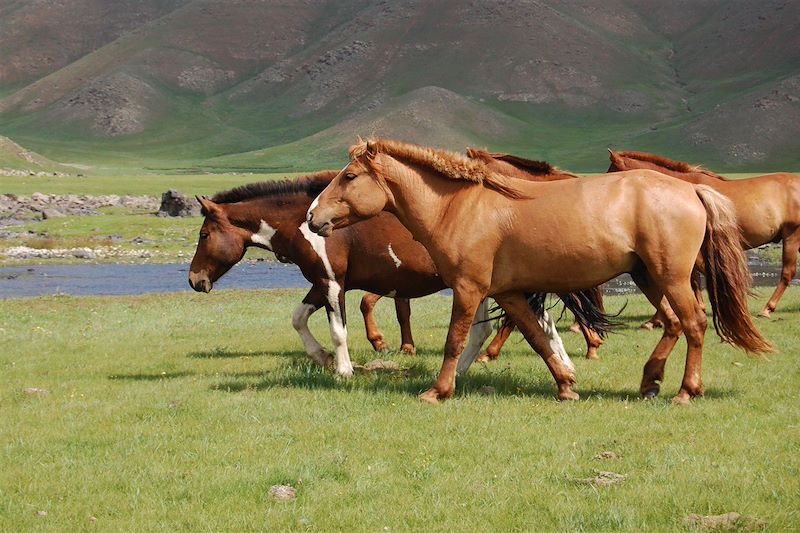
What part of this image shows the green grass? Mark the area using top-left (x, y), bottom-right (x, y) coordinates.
top-left (0, 172), bottom-right (296, 196)
top-left (1, 288), bottom-right (798, 531)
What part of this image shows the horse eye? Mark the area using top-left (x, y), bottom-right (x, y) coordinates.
top-left (345, 172), bottom-right (357, 180)
top-left (199, 233), bottom-right (209, 240)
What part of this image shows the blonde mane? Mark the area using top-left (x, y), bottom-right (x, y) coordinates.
top-left (613, 150), bottom-right (726, 180)
top-left (349, 139), bottom-right (531, 199)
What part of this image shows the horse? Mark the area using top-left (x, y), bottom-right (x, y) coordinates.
top-left (465, 148), bottom-right (605, 360)
top-left (307, 138), bottom-right (773, 404)
top-left (608, 149), bottom-right (800, 319)
top-left (188, 171), bottom-right (589, 377)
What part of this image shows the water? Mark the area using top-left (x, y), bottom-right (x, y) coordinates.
top-left (0, 260), bottom-right (794, 299)
top-left (0, 261), bottom-right (309, 299)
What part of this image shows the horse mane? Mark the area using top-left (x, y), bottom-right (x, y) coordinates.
top-left (612, 150), bottom-right (726, 180)
top-left (210, 170), bottom-right (337, 204)
top-left (350, 139), bottom-right (531, 199)
top-left (466, 147), bottom-right (579, 178)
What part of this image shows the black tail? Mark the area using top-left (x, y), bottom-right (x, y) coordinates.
top-left (487, 287), bottom-right (618, 337)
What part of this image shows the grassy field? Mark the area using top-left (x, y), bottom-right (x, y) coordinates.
top-left (1, 288), bottom-right (798, 531)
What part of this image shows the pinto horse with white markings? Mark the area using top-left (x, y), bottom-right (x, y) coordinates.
top-left (307, 139), bottom-right (773, 404)
top-left (608, 149), bottom-right (800, 319)
top-left (188, 172), bottom-right (594, 377)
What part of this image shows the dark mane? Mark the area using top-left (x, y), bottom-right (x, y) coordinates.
top-left (466, 148), bottom-right (578, 178)
top-left (614, 150), bottom-right (726, 180)
top-left (210, 170), bottom-right (337, 204)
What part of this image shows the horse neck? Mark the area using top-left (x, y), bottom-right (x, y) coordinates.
top-left (380, 156), bottom-right (474, 249)
top-left (224, 195), bottom-right (310, 254)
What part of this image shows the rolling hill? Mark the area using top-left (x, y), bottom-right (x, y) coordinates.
top-left (0, 0), bottom-right (798, 172)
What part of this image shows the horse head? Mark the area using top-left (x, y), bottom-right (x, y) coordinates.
top-left (188, 196), bottom-right (250, 292)
top-left (307, 141), bottom-right (390, 237)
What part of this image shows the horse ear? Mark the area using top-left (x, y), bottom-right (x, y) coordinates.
top-left (365, 140), bottom-right (377, 156)
top-left (196, 195), bottom-right (217, 217)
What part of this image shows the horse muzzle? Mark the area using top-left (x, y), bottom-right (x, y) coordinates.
top-left (188, 272), bottom-right (213, 293)
top-left (307, 213), bottom-right (334, 237)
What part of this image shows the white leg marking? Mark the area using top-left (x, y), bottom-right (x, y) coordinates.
top-left (387, 244), bottom-right (402, 268)
top-left (299, 220), bottom-right (353, 376)
top-left (457, 299), bottom-right (494, 375)
top-left (251, 220), bottom-right (277, 250)
top-left (326, 280), bottom-right (353, 377)
top-left (538, 310), bottom-right (575, 374)
top-left (291, 302), bottom-right (329, 364)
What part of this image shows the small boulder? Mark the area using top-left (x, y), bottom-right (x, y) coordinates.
top-left (157, 190), bottom-right (201, 217)
top-left (41, 208), bottom-right (65, 219)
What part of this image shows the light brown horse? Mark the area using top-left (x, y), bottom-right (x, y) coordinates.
top-left (308, 139), bottom-right (773, 404)
top-left (466, 148), bottom-right (605, 360)
top-left (188, 171), bottom-right (586, 377)
top-left (608, 149), bottom-right (800, 319)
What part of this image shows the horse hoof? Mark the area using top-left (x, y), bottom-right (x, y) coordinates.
top-left (585, 350), bottom-right (600, 361)
top-left (671, 393), bottom-right (692, 406)
top-left (640, 322), bottom-right (654, 330)
top-left (757, 310), bottom-right (771, 319)
top-left (418, 389), bottom-right (441, 404)
top-left (641, 387), bottom-right (660, 400)
top-left (476, 353), bottom-right (491, 363)
top-left (401, 344), bottom-right (416, 355)
top-left (558, 388), bottom-right (580, 401)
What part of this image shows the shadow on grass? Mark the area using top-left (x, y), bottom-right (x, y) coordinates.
top-left (109, 371), bottom-right (195, 381)
top-left (209, 357), bottom-right (574, 399)
top-left (188, 348), bottom-right (276, 359)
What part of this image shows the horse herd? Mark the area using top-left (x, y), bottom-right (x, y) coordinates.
top-left (189, 140), bottom-right (800, 405)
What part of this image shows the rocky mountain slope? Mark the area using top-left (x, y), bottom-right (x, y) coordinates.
top-left (0, 0), bottom-right (798, 171)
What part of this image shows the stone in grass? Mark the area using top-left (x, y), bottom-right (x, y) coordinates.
top-left (268, 485), bottom-right (297, 502)
top-left (575, 471), bottom-right (628, 486)
top-left (593, 451), bottom-right (619, 460)
top-left (360, 359), bottom-right (401, 372)
top-left (684, 512), bottom-right (765, 531)
top-left (477, 386), bottom-right (497, 396)
top-left (23, 387), bottom-right (48, 395)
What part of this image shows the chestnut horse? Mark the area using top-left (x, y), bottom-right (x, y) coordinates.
top-left (466, 148), bottom-right (605, 360)
top-left (308, 139), bottom-right (773, 404)
top-left (188, 172), bottom-right (586, 377)
top-left (608, 150), bottom-right (800, 318)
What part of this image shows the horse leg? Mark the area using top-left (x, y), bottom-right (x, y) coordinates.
top-left (292, 287), bottom-right (334, 369)
top-left (662, 282), bottom-right (708, 404)
top-left (419, 284), bottom-right (485, 404)
top-left (360, 293), bottom-right (389, 352)
top-left (457, 299), bottom-right (495, 374)
top-left (640, 309), bottom-right (665, 330)
top-left (578, 321), bottom-right (603, 360)
top-left (759, 230), bottom-right (800, 318)
top-left (324, 279), bottom-right (354, 378)
top-left (631, 271), bottom-right (683, 399)
top-left (477, 317), bottom-right (515, 362)
top-left (494, 293), bottom-right (579, 401)
top-left (395, 298), bottom-right (416, 354)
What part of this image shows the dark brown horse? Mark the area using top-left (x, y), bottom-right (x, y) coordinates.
top-left (308, 139), bottom-right (773, 404)
top-left (188, 172), bottom-right (584, 377)
top-left (608, 150), bottom-right (800, 319)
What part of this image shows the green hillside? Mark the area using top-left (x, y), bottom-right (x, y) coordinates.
top-left (0, 0), bottom-right (798, 172)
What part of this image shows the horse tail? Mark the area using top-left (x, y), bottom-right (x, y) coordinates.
top-left (524, 287), bottom-right (616, 338)
top-left (694, 185), bottom-right (774, 353)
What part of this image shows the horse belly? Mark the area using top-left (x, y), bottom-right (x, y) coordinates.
top-left (489, 242), bottom-right (635, 294)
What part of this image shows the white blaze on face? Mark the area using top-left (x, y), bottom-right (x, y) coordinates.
top-left (251, 220), bottom-right (277, 250)
top-left (387, 244), bottom-right (402, 268)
